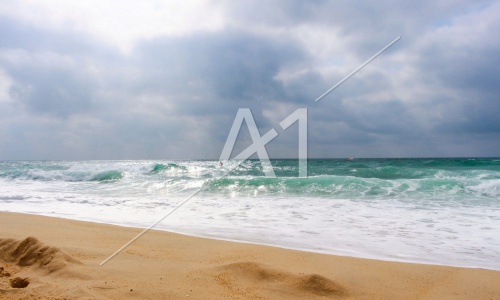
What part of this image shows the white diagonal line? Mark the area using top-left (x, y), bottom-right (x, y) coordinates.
top-left (99, 163), bottom-right (240, 266)
top-left (100, 36), bottom-right (401, 266)
top-left (314, 36), bottom-right (401, 102)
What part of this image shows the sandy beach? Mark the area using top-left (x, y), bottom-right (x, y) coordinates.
top-left (0, 211), bottom-right (499, 299)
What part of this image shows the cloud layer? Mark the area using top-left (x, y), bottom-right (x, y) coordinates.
top-left (1, 1), bottom-right (499, 159)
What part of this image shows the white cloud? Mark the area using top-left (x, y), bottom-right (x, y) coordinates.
top-left (0, 0), bottom-right (226, 53)
top-left (1, 0), bottom-right (499, 159)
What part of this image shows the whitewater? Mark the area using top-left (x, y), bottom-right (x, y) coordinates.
top-left (1, 158), bottom-right (499, 270)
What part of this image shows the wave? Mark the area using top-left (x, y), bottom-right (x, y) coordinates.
top-left (468, 179), bottom-right (500, 197)
top-left (89, 170), bottom-right (123, 182)
top-left (421, 158), bottom-right (500, 169)
top-left (199, 173), bottom-right (493, 201)
top-left (1, 159), bottom-right (499, 272)
top-left (0, 161), bottom-right (194, 183)
top-left (1, 159), bottom-right (499, 201)
top-left (0, 162), bottom-right (124, 182)
top-left (148, 163), bottom-right (187, 174)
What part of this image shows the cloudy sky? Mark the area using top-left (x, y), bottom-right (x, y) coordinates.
top-left (1, 1), bottom-right (499, 160)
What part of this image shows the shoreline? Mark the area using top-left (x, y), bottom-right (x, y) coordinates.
top-left (2, 158), bottom-right (498, 272)
top-left (1, 211), bottom-right (500, 299)
top-left (4, 210), bottom-right (496, 272)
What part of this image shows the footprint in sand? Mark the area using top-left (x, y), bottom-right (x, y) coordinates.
top-left (215, 261), bottom-right (348, 299)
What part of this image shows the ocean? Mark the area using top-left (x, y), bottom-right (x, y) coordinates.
top-left (1, 158), bottom-right (499, 270)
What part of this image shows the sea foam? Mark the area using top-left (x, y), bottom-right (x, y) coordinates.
top-left (1, 159), bottom-right (499, 270)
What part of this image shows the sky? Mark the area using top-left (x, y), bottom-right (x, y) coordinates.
top-left (0, 0), bottom-right (499, 160)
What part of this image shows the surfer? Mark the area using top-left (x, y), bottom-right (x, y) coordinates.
top-left (219, 161), bottom-right (223, 167)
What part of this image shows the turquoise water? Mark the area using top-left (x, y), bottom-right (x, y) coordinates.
top-left (1, 158), bottom-right (499, 269)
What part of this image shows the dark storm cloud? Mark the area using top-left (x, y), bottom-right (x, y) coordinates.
top-left (0, 15), bottom-right (312, 159)
top-left (1, 1), bottom-right (499, 159)
top-left (282, 0), bottom-right (500, 157)
top-left (411, 4), bottom-right (500, 138)
top-left (0, 17), bottom-right (113, 118)
top-left (128, 30), bottom-right (311, 141)
top-left (7, 60), bottom-right (96, 117)
top-left (133, 31), bottom-right (306, 110)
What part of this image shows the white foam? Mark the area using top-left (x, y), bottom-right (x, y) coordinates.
top-left (1, 160), bottom-right (500, 270)
top-left (468, 179), bottom-right (500, 197)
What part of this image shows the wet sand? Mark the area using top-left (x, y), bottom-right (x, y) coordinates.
top-left (1, 211), bottom-right (499, 299)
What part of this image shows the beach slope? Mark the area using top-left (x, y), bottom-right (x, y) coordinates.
top-left (1, 212), bottom-right (499, 299)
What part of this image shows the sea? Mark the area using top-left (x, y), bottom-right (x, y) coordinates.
top-left (1, 158), bottom-right (499, 270)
